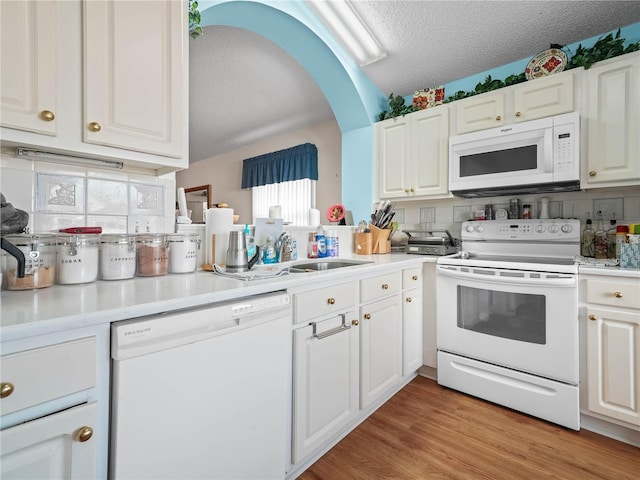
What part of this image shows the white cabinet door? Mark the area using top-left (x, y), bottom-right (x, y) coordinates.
top-left (1, 402), bottom-right (98, 480)
top-left (292, 313), bottom-right (359, 463)
top-left (454, 91), bottom-right (505, 134)
top-left (0, 0), bottom-right (57, 135)
top-left (360, 295), bottom-right (402, 409)
top-left (411, 106), bottom-right (450, 197)
top-left (584, 52), bottom-right (640, 188)
top-left (83, 0), bottom-right (185, 158)
top-left (376, 116), bottom-right (411, 197)
top-left (586, 307), bottom-right (640, 427)
top-left (513, 71), bottom-right (575, 123)
top-left (402, 287), bottom-right (423, 376)
top-left (422, 262), bottom-right (437, 368)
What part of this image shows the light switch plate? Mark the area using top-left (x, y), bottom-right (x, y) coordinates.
top-left (593, 198), bottom-right (624, 222)
top-left (420, 207), bottom-right (435, 223)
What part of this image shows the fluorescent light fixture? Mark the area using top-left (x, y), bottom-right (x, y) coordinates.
top-left (306, 0), bottom-right (386, 67)
top-left (16, 148), bottom-right (124, 170)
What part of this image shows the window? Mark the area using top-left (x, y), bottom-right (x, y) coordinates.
top-left (242, 143), bottom-right (318, 225)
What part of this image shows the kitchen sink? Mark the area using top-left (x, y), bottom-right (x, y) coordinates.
top-left (289, 259), bottom-right (373, 272)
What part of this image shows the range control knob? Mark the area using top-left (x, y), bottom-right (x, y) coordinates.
top-left (476, 225), bottom-right (485, 233)
top-left (465, 225), bottom-right (475, 233)
top-left (561, 224), bottom-right (573, 234)
top-left (548, 224), bottom-right (559, 234)
top-left (535, 224), bottom-right (546, 233)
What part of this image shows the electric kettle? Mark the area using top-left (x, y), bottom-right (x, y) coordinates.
top-left (226, 231), bottom-right (260, 272)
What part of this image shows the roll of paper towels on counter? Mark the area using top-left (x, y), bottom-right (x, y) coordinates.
top-left (269, 205), bottom-right (282, 219)
top-left (205, 208), bottom-right (234, 266)
top-left (309, 208), bottom-right (320, 227)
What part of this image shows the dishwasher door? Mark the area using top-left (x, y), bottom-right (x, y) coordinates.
top-left (110, 292), bottom-right (291, 480)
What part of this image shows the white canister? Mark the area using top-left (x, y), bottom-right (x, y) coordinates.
top-left (168, 233), bottom-right (200, 273)
top-left (99, 234), bottom-right (136, 280)
top-left (57, 234), bottom-right (100, 284)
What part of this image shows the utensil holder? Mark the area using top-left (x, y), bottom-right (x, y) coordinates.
top-left (369, 224), bottom-right (391, 254)
top-left (354, 232), bottom-right (372, 255)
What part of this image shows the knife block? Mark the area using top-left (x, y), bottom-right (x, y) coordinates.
top-left (354, 232), bottom-right (372, 255)
top-left (369, 224), bottom-right (391, 254)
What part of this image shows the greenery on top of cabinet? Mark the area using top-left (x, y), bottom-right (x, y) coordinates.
top-left (189, 0), bottom-right (203, 39)
top-left (565, 29), bottom-right (640, 70)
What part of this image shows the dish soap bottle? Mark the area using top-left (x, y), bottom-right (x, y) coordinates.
top-left (244, 224), bottom-right (256, 258)
top-left (262, 236), bottom-right (277, 264)
top-left (594, 211), bottom-right (608, 259)
top-left (581, 214), bottom-right (595, 258)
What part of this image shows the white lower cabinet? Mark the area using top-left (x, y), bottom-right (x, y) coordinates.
top-left (582, 274), bottom-right (640, 429)
top-left (402, 267), bottom-right (423, 376)
top-left (292, 311), bottom-right (359, 463)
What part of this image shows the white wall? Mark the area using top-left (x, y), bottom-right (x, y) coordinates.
top-left (176, 119), bottom-right (342, 226)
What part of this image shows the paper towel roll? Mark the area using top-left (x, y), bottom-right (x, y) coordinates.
top-left (309, 208), bottom-right (320, 227)
top-left (205, 208), bottom-right (234, 266)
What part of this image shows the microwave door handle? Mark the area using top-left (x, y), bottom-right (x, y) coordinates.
top-left (436, 265), bottom-right (575, 287)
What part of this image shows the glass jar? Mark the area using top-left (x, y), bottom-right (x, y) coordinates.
top-left (2, 234), bottom-right (57, 290)
top-left (100, 234), bottom-right (136, 280)
top-left (522, 204), bottom-right (532, 219)
top-left (167, 233), bottom-right (200, 273)
top-left (136, 234), bottom-right (168, 276)
top-left (57, 234), bottom-right (100, 284)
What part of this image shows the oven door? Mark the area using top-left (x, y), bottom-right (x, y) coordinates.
top-left (436, 264), bottom-right (578, 384)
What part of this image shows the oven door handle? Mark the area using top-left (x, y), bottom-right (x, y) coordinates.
top-left (436, 265), bottom-right (576, 287)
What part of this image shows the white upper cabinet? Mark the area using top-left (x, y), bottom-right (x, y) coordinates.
top-left (377, 104), bottom-right (450, 200)
top-left (0, 1), bottom-right (58, 135)
top-left (83, 0), bottom-right (185, 159)
top-left (454, 69), bottom-right (577, 135)
top-left (0, 0), bottom-right (188, 173)
top-left (583, 52), bottom-right (640, 189)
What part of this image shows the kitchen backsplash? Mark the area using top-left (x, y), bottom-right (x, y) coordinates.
top-left (1, 154), bottom-right (176, 234)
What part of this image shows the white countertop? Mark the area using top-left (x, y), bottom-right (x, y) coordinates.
top-left (1, 254), bottom-right (433, 342)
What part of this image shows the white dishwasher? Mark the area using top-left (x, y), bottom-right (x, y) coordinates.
top-left (110, 291), bottom-right (291, 480)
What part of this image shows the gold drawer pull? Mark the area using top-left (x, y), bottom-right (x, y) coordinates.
top-left (588, 314), bottom-right (597, 321)
top-left (412, 275), bottom-right (418, 281)
top-left (75, 426), bottom-right (93, 443)
top-left (495, 115), bottom-right (502, 121)
top-left (88, 122), bottom-right (101, 132)
top-left (613, 291), bottom-right (623, 299)
top-left (40, 110), bottom-right (55, 121)
top-left (352, 319), bottom-right (359, 326)
top-left (364, 313), bottom-right (371, 320)
top-left (589, 171), bottom-right (597, 177)
top-left (381, 283), bottom-right (389, 290)
top-left (327, 297), bottom-right (336, 305)
top-left (406, 297), bottom-right (412, 303)
top-left (1, 382), bottom-right (15, 399)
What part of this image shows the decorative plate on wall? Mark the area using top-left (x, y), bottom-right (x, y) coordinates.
top-left (525, 48), bottom-right (568, 80)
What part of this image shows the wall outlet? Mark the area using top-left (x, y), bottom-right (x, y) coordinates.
top-left (593, 198), bottom-right (624, 222)
top-left (420, 207), bottom-right (435, 223)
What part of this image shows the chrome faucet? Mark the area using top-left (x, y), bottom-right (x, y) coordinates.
top-left (276, 232), bottom-right (293, 262)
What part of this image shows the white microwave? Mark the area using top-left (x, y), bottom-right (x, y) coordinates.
top-left (449, 112), bottom-right (580, 198)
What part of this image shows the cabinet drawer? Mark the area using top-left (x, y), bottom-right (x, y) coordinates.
top-left (1, 337), bottom-right (96, 415)
top-left (360, 271), bottom-right (402, 304)
top-left (402, 267), bottom-right (422, 288)
top-left (585, 278), bottom-right (640, 310)
top-left (294, 282), bottom-right (356, 323)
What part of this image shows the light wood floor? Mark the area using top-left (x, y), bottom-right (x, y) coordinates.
top-left (298, 376), bottom-right (639, 480)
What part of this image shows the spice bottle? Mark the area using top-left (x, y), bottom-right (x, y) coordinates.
top-left (2, 234), bottom-right (56, 290)
top-left (100, 234), bottom-right (136, 280)
top-left (522, 204), bottom-right (532, 219)
top-left (136, 234), bottom-right (169, 276)
top-left (581, 216), bottom-right (595, 258)
top-left (57, 234), bottom-right (100, 284)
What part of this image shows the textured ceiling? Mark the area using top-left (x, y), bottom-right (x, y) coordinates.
top-left (189, 1), bottom-right (640, 163)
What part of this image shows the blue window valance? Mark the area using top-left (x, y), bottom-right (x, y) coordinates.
top-left (241, 143), bottom-right (318, 189)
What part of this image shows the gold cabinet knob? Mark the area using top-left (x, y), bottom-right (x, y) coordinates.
top-left (589, 171), bottom-right (597, 177)
top-left (1, 382), bottom-right (15, 399)
top-left (412, 275), bottom-right (418, 281)
top-left (613, 291), bottom-right (623, 298)
top-left (75, 426), bottom-right (93, 443)
top-left (352, 319), bottom-right (359, 326)
top-left (410, 188), bottom-right (415, 193)
top-left (327, 297), bottom-right (335, 305)
top-left (381, 283), bottom-right (388, 290)
top-left (40, 110), bottom-right (55, 121)
top-left (496, 115), bottom-right (502, 121)
top-left (406, 297), bottom-right (412, 303)
top-left (88, 122), bottom-right (101, 132)
top-left (588, 314), bottom-right (597, 321)
top-left (515, 112), bottom-right (521, 117)
top-left (364, 313), bottom-right (371, 320)
top-left (404, 188), bottom-right (410, 193)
